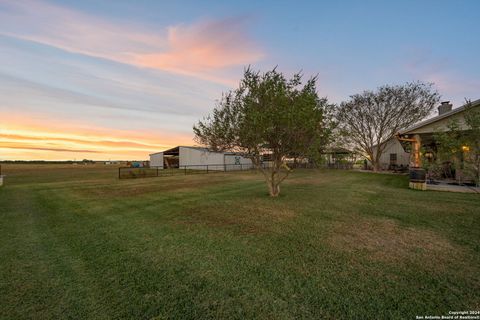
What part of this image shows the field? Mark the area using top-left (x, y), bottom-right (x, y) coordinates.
top-left (0, 164), bottom-right (479, 319)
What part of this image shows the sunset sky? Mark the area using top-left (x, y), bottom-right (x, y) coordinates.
top-left (1, 0), bottom-right (479, 160)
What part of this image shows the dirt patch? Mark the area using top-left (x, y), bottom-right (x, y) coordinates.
top-left (328, 216), bottom-right (470, 272)
top-left (177, 199), bottom-right (296, 234)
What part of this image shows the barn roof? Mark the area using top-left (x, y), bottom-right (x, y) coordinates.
top-left (150, 146), bottom-right (235, 156)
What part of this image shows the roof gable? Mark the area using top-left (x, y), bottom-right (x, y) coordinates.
top-left (400, 99), bottom-right (480, 135)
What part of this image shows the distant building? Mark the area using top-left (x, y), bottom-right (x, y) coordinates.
top-left (149, 146), bottom-right (253, 171)
top-left (321, 147), bottom-right (357, 169)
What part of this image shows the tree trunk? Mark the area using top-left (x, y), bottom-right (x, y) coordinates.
top-left (372, 148), bottom-right (383, 172)
top-left (267, 178), bottom-right (281, 197)
top-left (252, 155), bottom-right (289, 197)
top-left (367, 150), bottom-right (379, 172)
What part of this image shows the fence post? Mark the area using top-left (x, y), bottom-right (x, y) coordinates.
top-left (207, 165), bottom-right (209, 174)
top-left (184, 166), bottom-right (187, 175)
top-left (118, 167), bottom-right (121, 179)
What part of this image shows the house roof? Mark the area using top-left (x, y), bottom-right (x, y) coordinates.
top-left (399, 99), bottom-right (480, 135)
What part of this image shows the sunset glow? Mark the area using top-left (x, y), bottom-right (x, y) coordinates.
top-left (0, 116), bottom-right (193, 160)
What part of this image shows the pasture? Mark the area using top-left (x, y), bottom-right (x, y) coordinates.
top-left (0, 164), bottom-right (478, 319)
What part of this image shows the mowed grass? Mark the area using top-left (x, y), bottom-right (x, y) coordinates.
top-left (0, 164), bottom-right (478, 319)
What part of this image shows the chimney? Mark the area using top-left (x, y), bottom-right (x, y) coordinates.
top-left (438, 101), bottom-right (453, 115)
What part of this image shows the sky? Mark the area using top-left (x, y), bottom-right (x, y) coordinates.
top-left (1, 0), bottom-right (479, 160)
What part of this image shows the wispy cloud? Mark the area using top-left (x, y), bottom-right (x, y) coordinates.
top-left (403, 48), bottom-right (480, 105)
top-left (0, 73), bottom-right (198, 116)
top-left (0, 143), bottom-right (100, 153)
top-left (0, 0), bottom-right (165, 61)
top-left (0, 0), bottom-right (263, 84)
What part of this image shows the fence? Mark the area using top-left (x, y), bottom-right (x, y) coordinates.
top-left (118, 163), bottom-right (256, 179)
top-left (118, 161), bottom-right (345, 179)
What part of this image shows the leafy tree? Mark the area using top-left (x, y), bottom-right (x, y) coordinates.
top-left (430, 121), bottom-right (462, 180)
top-left (433, 100), bottom-right (480, 186)
top-left (337, 82), bottom-right (440, 171)
top-left (464, 101), bottom-right (480, 186)
top-left (193, 67), bottom-right (333, 197)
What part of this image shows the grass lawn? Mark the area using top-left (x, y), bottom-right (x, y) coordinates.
top-left (0, 164), bottom-right (479, 319)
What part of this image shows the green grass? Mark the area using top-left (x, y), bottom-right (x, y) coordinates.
top-left (0, 164), bottom-right (479, 319)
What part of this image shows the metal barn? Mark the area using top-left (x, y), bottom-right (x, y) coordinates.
top-left (149, 146), bottom-right (252, 171)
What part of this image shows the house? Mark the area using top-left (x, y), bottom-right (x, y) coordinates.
top-left (376, 100), bottom-right (480, 170)
top-left (149, 146), bottom-right (253, 171)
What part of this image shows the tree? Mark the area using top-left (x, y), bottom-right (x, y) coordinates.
top-left (464, 100), bottom-right (480, 186)
top-left (193, 67), bottom-right (333, 197)
top-left (430, 121), bottom-right (463, 180)
top-left (433, 100), bottom-right (480, 186)
top-left (337, 82), bottom-right (440, 171)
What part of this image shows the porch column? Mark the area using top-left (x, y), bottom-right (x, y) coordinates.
top-left (409, 134), bottom-right (426, 190)
top-left (410, 134), bottom-right (421, 168)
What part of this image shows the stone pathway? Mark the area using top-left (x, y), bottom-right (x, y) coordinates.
top-left (427, 183), bottom-right (480, 194)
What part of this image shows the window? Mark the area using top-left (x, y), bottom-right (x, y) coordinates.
top-left (389, 153), bottom-right (397, 165)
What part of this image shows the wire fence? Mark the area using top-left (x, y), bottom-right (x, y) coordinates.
top-left (118, 163), bottom-right (257, 179)
top-left (118, 162), bottom-right (338, 179)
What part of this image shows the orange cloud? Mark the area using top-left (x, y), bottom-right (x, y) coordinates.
top-left (0, 0), bottom-right (263, 85)
top-left (0, 142), bottom-right (100, 153)
top-left (0, 112), bottom-right (194, 160)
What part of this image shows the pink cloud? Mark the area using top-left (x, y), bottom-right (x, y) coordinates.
top-left (133, 18), bottom-right (264, 75)
top-left (0, 0), bottom-right (263, 85)
top-left (403, 48), bottom-right (479, 105)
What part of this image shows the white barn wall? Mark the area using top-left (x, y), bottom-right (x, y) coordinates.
top-left (179, 147), bottom-right (225, 170)
top-left (149, 146), bottom-right (254, 171)
top-left (150, 152), bottom-right (164, 168)
top-left (224, 154), bottom-right (253, 170)
top-left (374, 139), bottom-right (410, 169)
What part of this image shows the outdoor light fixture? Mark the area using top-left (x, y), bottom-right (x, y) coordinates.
top-left (462, 145), bottom-right (470, 152)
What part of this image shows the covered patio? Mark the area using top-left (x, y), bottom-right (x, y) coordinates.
top-left (396, 100), bottom-right (480, 192)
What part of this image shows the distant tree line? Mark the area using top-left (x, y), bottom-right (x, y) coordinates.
top-left (0, 159), bottom-right (95, 164)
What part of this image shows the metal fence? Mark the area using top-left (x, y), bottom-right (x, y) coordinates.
top-left (117, 162), bottom-right (340, 179)
top-left (118, 163), bottom-right (256, 179)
